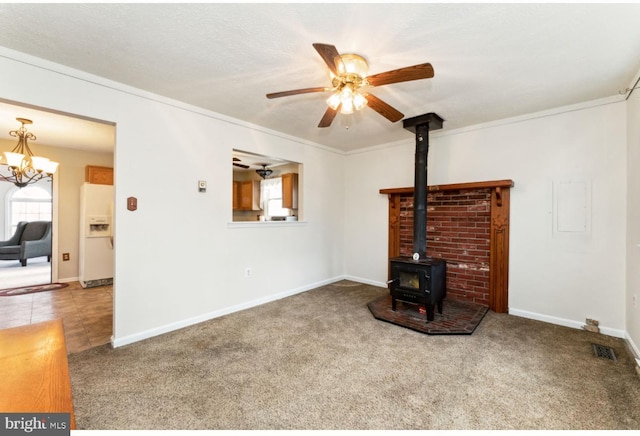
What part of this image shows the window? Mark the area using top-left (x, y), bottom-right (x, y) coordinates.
top-left (260, 177), bottom-right (288, 218)
top-left (7, 186), bottom-right (52, 236)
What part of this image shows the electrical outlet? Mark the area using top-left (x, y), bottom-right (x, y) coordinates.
top-left (245, 267), bottom-right (252, 278)
top-left (62, 253), bottom-right (70, 261)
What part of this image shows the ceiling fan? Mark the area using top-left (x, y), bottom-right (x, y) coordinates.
top-left (266, 43), bottom-right (434, 128)
top-left (233, 157), bottom-right (249, 169)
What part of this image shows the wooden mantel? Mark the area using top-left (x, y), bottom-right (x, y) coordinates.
top-left (380, 179), bottom-right (514, 313)
top-left (379, 179), bottom-right (514, 195)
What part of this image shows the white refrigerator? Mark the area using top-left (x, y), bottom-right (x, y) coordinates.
top-left (79, 183), bottom-right (114, 288)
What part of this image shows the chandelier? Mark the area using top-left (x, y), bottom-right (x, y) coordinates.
top-left (0, 118), bottom-right (58, 188)
top-left (325, 53), bottom-right (369, 115)
top-left (256, 164), bottom-right (273, 179)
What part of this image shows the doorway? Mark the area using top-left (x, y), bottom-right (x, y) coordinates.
top-left (0, 99), bottom-right (115, 351)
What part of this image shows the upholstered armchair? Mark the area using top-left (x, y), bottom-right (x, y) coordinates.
top-left (0, 221), bottom-right (52, 267)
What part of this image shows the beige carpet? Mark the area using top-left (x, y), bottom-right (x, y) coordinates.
top-left (67, 280), bottom-right (640, 430)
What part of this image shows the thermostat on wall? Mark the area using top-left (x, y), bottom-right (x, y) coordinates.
top-left (198, 180), bottom-right (207, 193)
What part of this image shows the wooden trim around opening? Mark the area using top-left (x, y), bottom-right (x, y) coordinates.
top-left (381, 179), bottom-right (513, 313)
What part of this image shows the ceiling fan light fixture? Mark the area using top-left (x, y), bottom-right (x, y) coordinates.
top-left (326, 85), bottom-right (368, 115)
top-left (339, 87), bottom-right (355, 114)
top-left (326, 92), bottom-right (341, 110)
top-left (353, 92), bottom-right (368, 111)
top-left (340, 97), bottom-right (354, 115)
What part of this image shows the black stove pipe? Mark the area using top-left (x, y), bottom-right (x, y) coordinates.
top-left (413, 123), bottom-right (430, 259)
top-left (402, 113), bottom-right (444, 261)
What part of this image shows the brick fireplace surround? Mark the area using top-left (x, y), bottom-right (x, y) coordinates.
top-left (380, 180), bottom-right (514, 313)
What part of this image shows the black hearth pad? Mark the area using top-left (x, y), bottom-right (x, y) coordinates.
top-left (367, 295), bottom-right (488, 335)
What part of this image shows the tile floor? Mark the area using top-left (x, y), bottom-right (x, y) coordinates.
top-left (0, 281), bottom-right (113, 354)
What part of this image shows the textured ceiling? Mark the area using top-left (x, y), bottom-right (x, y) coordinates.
top-left (0, 2), bottom-right (640, 154)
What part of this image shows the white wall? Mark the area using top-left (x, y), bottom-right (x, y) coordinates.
top-left (0, 48), bottom-right (345, 345)
top-left (626, 88), bottom-right (640, 357)
top-left (345, 101), bottom-right (628, 335)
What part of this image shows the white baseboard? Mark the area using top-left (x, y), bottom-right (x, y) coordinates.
top-left (57, 276), bottom-right (78, 284)
top-left (509, 307), bottom-right (626, 338)
top-left (626, 332), bottom-right (640, 363)
top-left (343, 275), bottom-right (387, 288)
top-left (111, 275), bottom-right (346, 348)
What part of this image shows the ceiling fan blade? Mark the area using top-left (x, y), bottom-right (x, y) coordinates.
top-left (363, 93), bottom-right (404, 122)
top-left (312, 43), bottom-right (343, 77)
top-left (233, 162), bottom-right (250, 169)
top-left (266, 87), bottom-right (328, 99)
top-left (318, 105), bottom-right (339, 128)
top-left (366, 63), bottom-right (434, 87)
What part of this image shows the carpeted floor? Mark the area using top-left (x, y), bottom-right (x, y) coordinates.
top-left (67, 280), bottom-right (640, 430)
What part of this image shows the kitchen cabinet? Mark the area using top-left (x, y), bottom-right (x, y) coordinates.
top-left (234, 180), bottom-right (261, 211)
top-left (85, 165), bottom-right (113, 185)
top-left (232, 182), bottom-right (239, 210)
top-left (282, 173), bottom-right (298, 209)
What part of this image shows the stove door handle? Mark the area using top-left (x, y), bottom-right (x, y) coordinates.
top-left (386, 278), bottom-right (399, 284)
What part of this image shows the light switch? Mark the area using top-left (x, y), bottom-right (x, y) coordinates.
top-left (127, 197), bottom-right (137, 211)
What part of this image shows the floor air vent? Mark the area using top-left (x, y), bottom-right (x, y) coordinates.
top-left (592, 343), bottom-right (617, 361)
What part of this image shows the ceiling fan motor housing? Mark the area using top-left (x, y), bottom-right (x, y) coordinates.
top-left (336, 54), bottom-right (368, 77)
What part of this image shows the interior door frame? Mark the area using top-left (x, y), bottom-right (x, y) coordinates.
top-left (51, 172), bottom-right (58, 283)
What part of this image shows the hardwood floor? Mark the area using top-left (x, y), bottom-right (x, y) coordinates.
top-left (0, 281), bottom-right (112, 353)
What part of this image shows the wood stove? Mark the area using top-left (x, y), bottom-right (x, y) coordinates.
top-left (388, 113), bottom-right (446, 322)
top-left (389, 257), bottom-right (446, 321)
